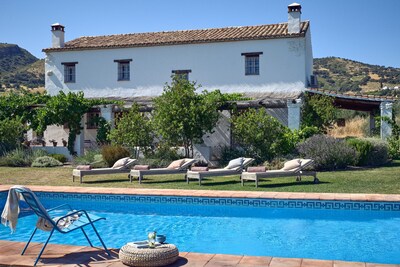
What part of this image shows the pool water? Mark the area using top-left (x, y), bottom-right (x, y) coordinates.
top-left (0, 193), bottom-right (399, 264)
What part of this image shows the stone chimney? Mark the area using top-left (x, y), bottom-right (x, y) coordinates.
top-left (288, 3), bottom-right (302, 34)
top-left (51, 23), bottom-right (65, 48)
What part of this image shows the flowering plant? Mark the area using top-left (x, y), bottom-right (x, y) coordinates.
top-left (147, 231), bottom-right (157, 248)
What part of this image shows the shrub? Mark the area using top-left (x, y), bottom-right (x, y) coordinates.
top-left (101, 145), bottom-right (130, 167)
top-left (31, 156), bottom-right (63, 167)
top-left (0, 118), bottom-right (25, 155)
top-left (0, 148), bottom-right (47, 167)
top-left (346, 138), bottom-right (373, 166)
top-left (147, 143), bottom-right (181, 161)
top-left (362, 138), bottom-right (389, 166)
top-left (136, 158), bottom-right (172, 168)
top-left (50, 154), bottom-right (67, 163)
top-left (218, 146), bottom-right (244, 167)
top-left (297, 134), bottom-right (357, 170)
top-left (232, 109), bottom-right (291, 163)
top-left (387, 136), bottom-right (400, 159)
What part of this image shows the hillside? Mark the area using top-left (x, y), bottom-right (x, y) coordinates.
top-left (314, 57), bottom-right (400, 94)
top-left (0, 43), bottom-right (44, 92)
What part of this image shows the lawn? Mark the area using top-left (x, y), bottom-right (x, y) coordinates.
top-left (0, 161), bottom-right (399, 194)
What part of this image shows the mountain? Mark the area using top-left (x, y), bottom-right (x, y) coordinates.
top-left (0, 43), bottom-right (44, 92)
top-left (314, 57), bottom-right (400, 94)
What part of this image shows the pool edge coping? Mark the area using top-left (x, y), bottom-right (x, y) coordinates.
top-left (1, 185), bottom-right (399, 202)
top-left (1, 185), bottom-right (399, 266)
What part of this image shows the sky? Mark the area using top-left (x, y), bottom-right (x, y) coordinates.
top-left (1, 0), bottom-right (400, 68)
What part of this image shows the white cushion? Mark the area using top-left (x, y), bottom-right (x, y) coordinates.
top-left (282, 159), bottom-right (301, 171)
top-left (167, 159), bottom-right (186, 169)
top-left (224, 157), bottom-right (244, 170)
top-left (112, 157), bottom-right (130, 169)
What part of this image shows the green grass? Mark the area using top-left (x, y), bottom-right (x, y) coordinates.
top-left (0, 161), bottom-right (400, 194)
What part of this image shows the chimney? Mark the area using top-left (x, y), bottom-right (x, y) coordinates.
top-left (288, 3), bottom-right (302, 34)
top-left (51, 23), bottom-right (65, 48)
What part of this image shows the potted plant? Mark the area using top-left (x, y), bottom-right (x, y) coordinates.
top-left (49, 139), bottom-right (57, 147)
top-left (62, 138), bottom-right (68, 147)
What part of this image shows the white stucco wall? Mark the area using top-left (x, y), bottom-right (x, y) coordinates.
top-left (45, 36), bottom-right (311, 97)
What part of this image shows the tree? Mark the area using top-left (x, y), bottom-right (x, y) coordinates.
top-left (0, 117), bottom-right (25, 155)
top-left (35, 91), bottom-right (92, 155)
top-left (231, 108), bottom-right (290, 162)
top-left (108, 104), bottom-right (153, 158)
top-left (153, 76), bottom-right (222, 158)
top-left (301, 93), bottom-right (337, 131)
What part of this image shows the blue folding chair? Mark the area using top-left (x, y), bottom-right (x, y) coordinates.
top-left (15, 188), bottom-right (110, 266)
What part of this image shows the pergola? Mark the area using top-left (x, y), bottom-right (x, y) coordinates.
top-left (305, 88), bottom-right (398, 139)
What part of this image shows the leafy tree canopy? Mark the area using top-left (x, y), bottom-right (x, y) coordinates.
top-left (153, 76), bottom-right (223, 157)
top-left (109, 103), bottom-right (154, 158)
top-left (232, 108), bottom-right (291, 163)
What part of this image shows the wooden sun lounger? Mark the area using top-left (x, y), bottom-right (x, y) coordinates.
top-left (72, 168), bottom-right (133, 183)
top-left (240, 159), bottom-right (318, 187)
top-left (72, 158), bottom-right (137, 183)
top-left (186, 158), bottom-right (255, 185)
top-left (129, 158), bottom-right (197, 184)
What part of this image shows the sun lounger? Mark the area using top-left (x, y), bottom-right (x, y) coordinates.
top-left (241, 158), bottom-right (318, 187)
top-left (72, 158), bottom-right (137, 183)
top-left (186, 157), bottom-right (254, 185)
top-left (129, 158), bottom-right (197, 183)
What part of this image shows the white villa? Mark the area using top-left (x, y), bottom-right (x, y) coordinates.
top-left (40, 3), bottom-right (314, 160)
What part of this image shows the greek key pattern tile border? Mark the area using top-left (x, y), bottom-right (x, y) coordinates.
top-left (1, 191), bottom-right (399, 212)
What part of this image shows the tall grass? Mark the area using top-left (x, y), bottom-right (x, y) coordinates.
top-left (328, 116), bottom-right (368, 138)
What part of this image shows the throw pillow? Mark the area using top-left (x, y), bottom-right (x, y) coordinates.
top-left (247, 166), bottom-right (266, 172)
top-left (76, 165), bottom-right (91, 170)
top-left (134, 165), bottom-right (150, 170)
top-left (191, 166), bottom-right (209, 172)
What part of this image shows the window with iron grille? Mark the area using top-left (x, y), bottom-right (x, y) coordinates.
top-left (241, 52), bottom-right (263, 76)
top-left (114, 59), bottom-right (132, 81)
top-left (62, 62), bottom-right (77, 83)
top-left (86, 109), bottom-right (101, 129)
top-left (172, 69), bottom-right (191, 81)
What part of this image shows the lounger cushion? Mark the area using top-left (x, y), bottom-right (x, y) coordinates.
top-left (224, 157), bottom-right (244, 170)
top-left (247, 166), bottom-right (266, 172)
top-left (125, 158), bottom-right (137, 169)
top-left (134, 165), bottom-right (150, 170)
top-left (76, 165), bottom-right (91, 170)
top-left (179, 158), bottom-right (196, 170)
top-left (112, 157), bottom-right (130, 169)
top-left (167, 159), bottom-right (186, 169)
top-left (282, 159), bottom-right (301, 171)
top-left (191, 166), bottom-right (209, 172)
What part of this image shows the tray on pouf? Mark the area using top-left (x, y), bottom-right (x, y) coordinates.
top-left (119, 243), bottom-right (179, 267)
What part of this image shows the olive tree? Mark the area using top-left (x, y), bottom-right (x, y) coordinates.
top-left (108, 104), bottom-right (154, 158)
top-left (232, 108), bottom-right (291, 162)
top-left (153, 76), bottom-right (223, 158)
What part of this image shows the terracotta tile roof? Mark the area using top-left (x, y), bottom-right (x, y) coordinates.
top-left (43, 21), bottom-right (309, 52)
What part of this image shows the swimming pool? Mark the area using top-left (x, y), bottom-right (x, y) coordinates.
top-left (1, 191), bottom-right (399, 264)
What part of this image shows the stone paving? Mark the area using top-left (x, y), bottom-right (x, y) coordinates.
top-left (0, 185), bottom-right (399, 266)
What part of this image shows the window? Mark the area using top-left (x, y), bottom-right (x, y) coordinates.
top-left (114, 59), bottom-right (132, 81)
top-left (241, 52), bottom-right (263, 75)
top-left (61, 62), bottom-right (78, 83)
top-left (86, 108), bottom-right (101, 129)
top-left (172, 69), bottom-right (191, 81)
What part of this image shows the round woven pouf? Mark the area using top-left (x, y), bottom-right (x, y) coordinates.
top-left (119, 243), bottom-right (179, 267)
